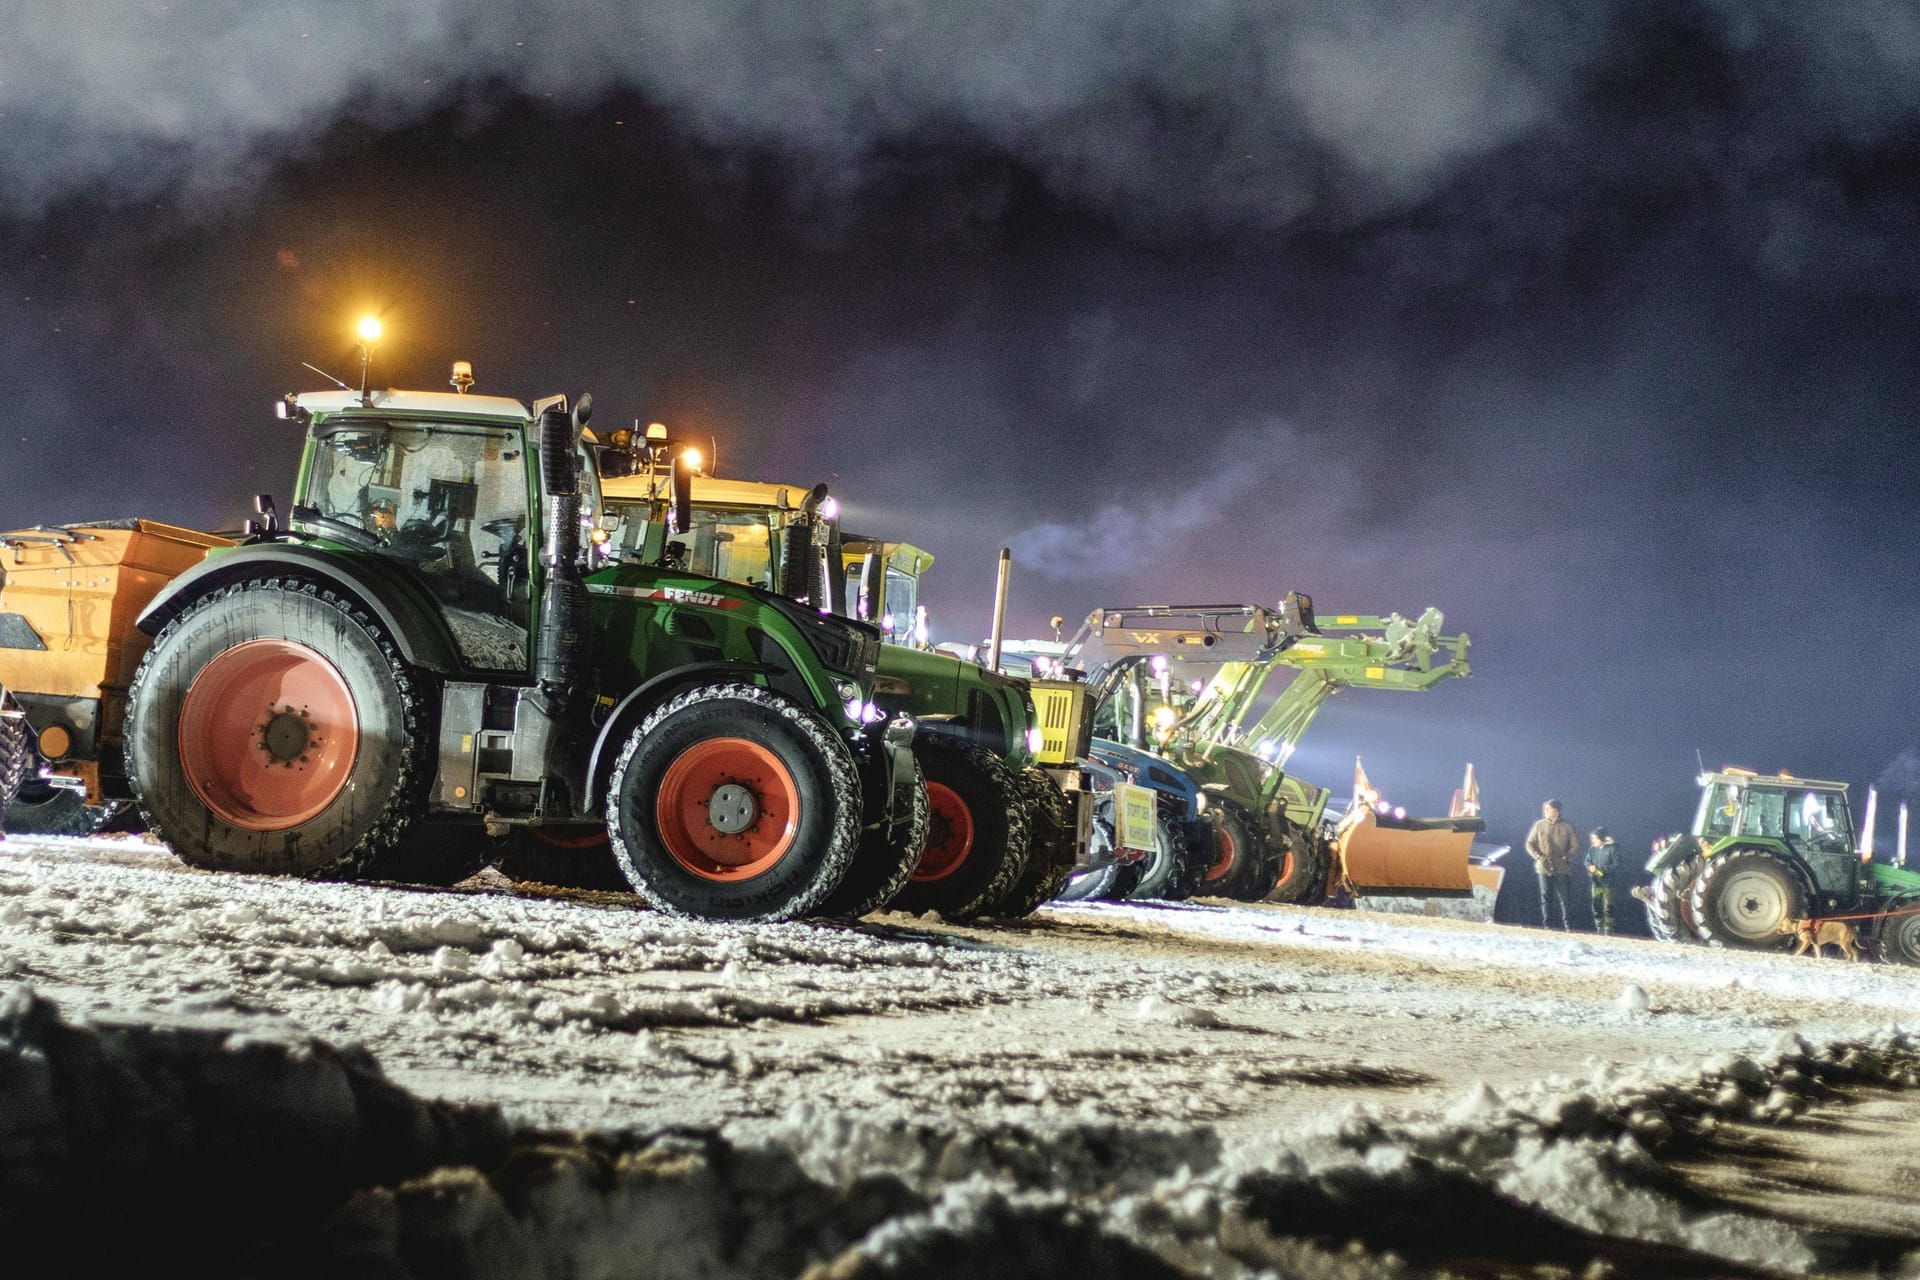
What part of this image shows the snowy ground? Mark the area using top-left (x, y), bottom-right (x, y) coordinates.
top-left (4, 832), bottom-right (1919, 1277)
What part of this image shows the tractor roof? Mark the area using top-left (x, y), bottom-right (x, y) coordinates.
top-left (601, 473), bottom-right (812, 509)
top-left (293, 389), bottom-right (532, 421)
top-left (842, 536), bottom-right (934, 575)
top-left (1702, 768), bottom-right (1847, 792)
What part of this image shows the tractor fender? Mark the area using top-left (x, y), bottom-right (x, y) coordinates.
top-left (137, 544), bottom-right (462, 673)
top-left (582, 661), bottom-right (777, 810)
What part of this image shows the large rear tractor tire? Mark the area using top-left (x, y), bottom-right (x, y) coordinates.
top-left (817, 758), bottom-right (929, 919)
top-left (977, 766), bottom-right (1077, 918)
top-left (1128, 802), bottom-right (1200, 902)
top-left (1689, 848), bottom-right (1807, 951)
top-left (1268, 826), bottom-right (1333, 906)
top-left (125, 580), bottom-right (436, 877)
top-left (889, 736), bottom-right (1029, 921)
top-left (1878, 902), bottom-right (1920, 966)
top-left (1644, 854), bottom-right (1704, 944)
top-left (607, 683), bottom-right (860, 922)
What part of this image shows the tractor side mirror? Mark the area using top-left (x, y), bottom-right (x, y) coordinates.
top-left (595, 448), bottom-right (639, 480)
top-left (671, 451), bottom-right (695, 537)
top-left (571, 392), bottom-right (593, 433)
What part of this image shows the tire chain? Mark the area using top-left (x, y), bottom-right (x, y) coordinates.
top-left (606, 681), bottom-right (862, 921)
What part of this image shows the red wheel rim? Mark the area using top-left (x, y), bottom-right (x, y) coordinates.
top-left (1206, 827), bottom-right (1237, 883)
top-left (913, 781), bottom-right (975, 882)
top-left (177, 639), bottom-right (359, 832)
top-left (653, 738), bottom-right (799, 881)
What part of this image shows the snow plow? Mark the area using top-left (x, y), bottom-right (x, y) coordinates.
top-left (1337, 760), bottom-right (1507, 920)
top-left (0, 520), bottom-right (232, 833)
top-left (1644, 768), bottom-right (1920, 961)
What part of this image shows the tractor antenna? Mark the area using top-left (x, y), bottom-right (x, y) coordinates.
top-left (301, 361), bottom-right (350, 391)
top-left (709, 434), bottom-right (719, 478)
top-left (1695, 747), bottom-right (1705, 775)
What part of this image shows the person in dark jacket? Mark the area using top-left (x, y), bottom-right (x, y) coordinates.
top-left (1586, 826), bottom-right (1621, 935)
top-left (1525, 799), bottom-right (1580, 930)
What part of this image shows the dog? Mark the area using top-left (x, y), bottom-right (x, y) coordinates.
top-left (1777, 916), bottom-right (1861, 961)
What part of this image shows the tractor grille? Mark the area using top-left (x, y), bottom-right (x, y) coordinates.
top-left (1029, 679), bottom-right (1091, 765)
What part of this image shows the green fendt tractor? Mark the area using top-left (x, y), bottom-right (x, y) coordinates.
top-left (1644, 769), bottom-right (1920, 960)
top-left (118, 373), bottom-right (919, 923)
top-left (598, 462), bottom-right (1086, 920)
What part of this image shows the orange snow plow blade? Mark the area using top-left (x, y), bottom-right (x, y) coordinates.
top-left (1334, 805), bottom-right (1482, 896)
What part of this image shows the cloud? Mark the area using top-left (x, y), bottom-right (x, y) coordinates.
top-left (1009, 418), bottom-right (1355, 582)
top-left (1876, 747), bottom-right (1920, 800)
top-left (9, 1), bottom-right (1920, 263)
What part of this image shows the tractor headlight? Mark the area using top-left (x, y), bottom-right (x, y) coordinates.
top-left (1025, 726), bottom-right (1045, 754)
top-left (1194, 791), bottom-right (1208, 814)
top-left (834, 679), bottom-right (860, 705)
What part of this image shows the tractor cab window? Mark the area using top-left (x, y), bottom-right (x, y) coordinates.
top-left (882, 567), bottom-right (919, 637)
top-left (1786, 790), bottom-right (1851, 854)
top-left (683, 509), bottom-right (778, 591)
top-left (1696, 781), bottom-right (1741, 839)
top-left (1736, 788), bottom-right (1785, 838)
top-left (301, 418), bottom-right (531, 670)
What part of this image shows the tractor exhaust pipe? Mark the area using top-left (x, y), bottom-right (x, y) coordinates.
top-left (535, 397), bottom-right (591, 703)
top-left (986, 547), bottom-right (1011, 672)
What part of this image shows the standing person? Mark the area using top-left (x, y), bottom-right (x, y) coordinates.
top-left (1525, 799), bottom-right (1580, 931)
top-left (1587, 826), bottom-right (1620, 935)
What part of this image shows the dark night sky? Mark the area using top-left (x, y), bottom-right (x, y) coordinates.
top-left (4, 3), bottom-right (1919, 896)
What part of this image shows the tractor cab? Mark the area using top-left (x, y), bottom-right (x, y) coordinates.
top-left (285, 390), bottom-right (542, 672)
top-left (1690, 770), bottom-right (1858, 897)
top-left (841, 537), bottom-right (934, 648)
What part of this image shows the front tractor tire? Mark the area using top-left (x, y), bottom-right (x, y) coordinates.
top-left (888, 735), bottom-right (1029, 921)
top-left (1127, 801), bottom-right (1200, 902)
top-left (1267, 826), bottom-right (1333, 907)
top-left (1689, 847), bottom-right (1808, 951)
top-left (125, 580), bottom-right (436, 877)
top-left (607, 683), bottom-right (861, 922)
top-left (1204, 800), bottom-right (1282, 903)
top-left (817, 757), bottom-right (929, 919)
top-left (976, 766), bottom-right (1077, 919)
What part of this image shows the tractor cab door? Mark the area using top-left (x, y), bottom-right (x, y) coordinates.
top-left (299, 416), bottom-right (534, 672)
top-left (1783, 788), bottom-right (1858, 897)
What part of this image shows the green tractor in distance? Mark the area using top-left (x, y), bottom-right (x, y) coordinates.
top-left (598, 464), bottom-right (1085, 920)
top-left (115, 373), bottom-right (921, 923)
top-left (1644, 769), bottom-right (1920, 961)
